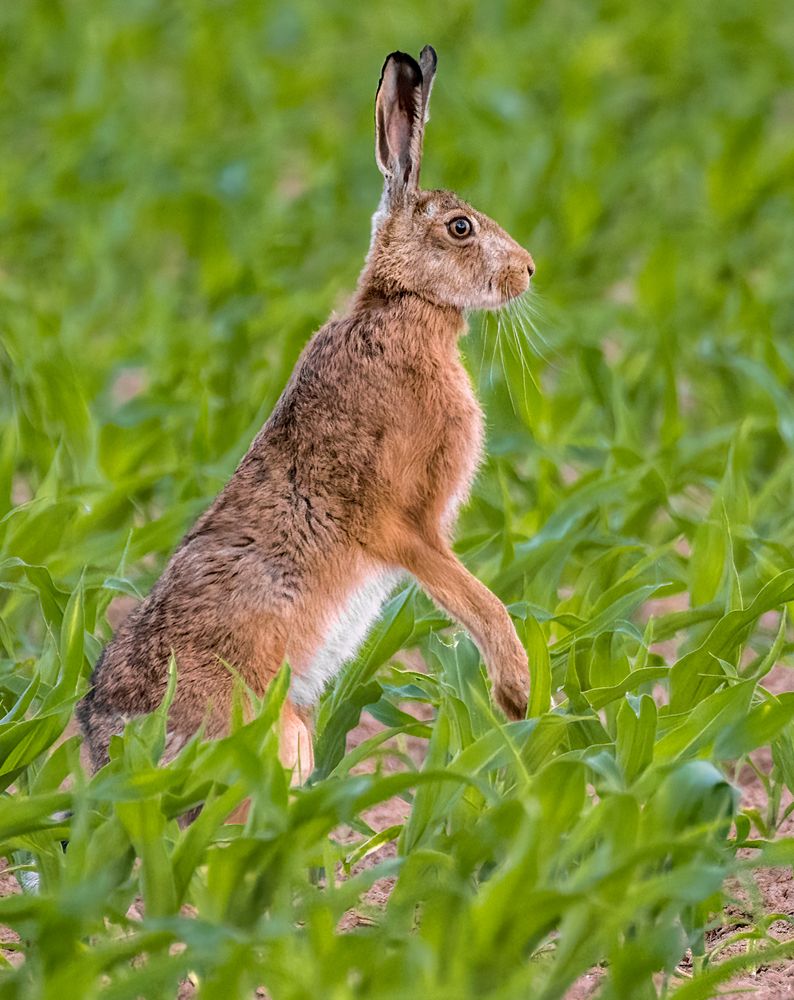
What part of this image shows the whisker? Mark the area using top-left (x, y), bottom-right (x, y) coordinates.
top-left (488, 308), bottom-right (501, 389)
top-left (477, 311), bottom-right (491, 389)
top-left (494, 305), bottom-right (533, 409)
top-left (505, 303), bottom-right (541, 393)
top-left (497, 318), bottom-right (519, 415)
top-left (520, 293), bottom-right (565, 355)
top-left (479, 286), bottom-right (560, 406)
top-left (512, 295), bottom-right (561, 366)
top-left (506, 307), bottom-right (540, 394)
top-left (522, 309), bottom-right (555, 355)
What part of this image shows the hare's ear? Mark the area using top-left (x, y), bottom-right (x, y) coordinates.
top-left (375, 50), bottom-right (425, 207)
top-left (418, 44), bottom-right (437, 123)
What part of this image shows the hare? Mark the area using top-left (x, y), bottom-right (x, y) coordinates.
top-left (77, 45), bottom-right (534, 781)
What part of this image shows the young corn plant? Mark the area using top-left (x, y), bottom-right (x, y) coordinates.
top-left (2, 0), bottom-right (794, 996)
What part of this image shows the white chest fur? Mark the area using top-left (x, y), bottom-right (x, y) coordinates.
top-left (290, 569), bottom-right (402, 705)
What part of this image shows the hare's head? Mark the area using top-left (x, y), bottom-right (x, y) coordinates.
top-left (364, 46), bottom-right (535, 312)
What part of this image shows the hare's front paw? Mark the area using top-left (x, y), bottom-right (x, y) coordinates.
top-left (493, 640), bottom-right (530, 721)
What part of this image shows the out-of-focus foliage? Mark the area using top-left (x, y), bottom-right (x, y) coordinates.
top-left (1, 0), bottom-right (794, 997)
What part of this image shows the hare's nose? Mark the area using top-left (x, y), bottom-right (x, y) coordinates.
top-left (526, 254), bottom-right (535, 279)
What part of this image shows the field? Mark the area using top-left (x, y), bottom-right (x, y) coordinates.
top-left (2, 1), bottom-right (794, 997)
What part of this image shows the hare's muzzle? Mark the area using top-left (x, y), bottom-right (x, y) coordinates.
top-left (503, 250), bottom-right (535, 300)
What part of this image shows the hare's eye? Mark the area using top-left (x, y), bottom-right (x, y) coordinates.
top-left (448, 217), bottom-right (473, 239)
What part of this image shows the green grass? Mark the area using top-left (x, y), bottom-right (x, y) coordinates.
top-left (2, 1), bottom-right (794, 997)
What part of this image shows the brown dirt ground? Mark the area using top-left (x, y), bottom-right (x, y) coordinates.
top-left (0, 868), bottom-right (22, 969)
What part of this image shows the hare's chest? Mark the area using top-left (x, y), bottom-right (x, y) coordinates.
top-left (437, 376), bottom-right (485, 529)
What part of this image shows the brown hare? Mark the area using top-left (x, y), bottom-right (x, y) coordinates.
top-left (77, 45), bottom-right (534, 781)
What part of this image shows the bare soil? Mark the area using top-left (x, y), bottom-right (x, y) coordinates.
top-left (0, 868), bottom-right (22, 968)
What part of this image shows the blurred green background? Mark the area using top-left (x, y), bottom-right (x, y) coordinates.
top-left (2, 0), bottom-right (793, 567)
top-left (2, 2), bottom-right (794, 997)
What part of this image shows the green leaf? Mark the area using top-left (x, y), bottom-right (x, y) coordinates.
top-left (616, 694), bottom-right (656, 784)
top-left (523, 615), bottom-right (551, 717)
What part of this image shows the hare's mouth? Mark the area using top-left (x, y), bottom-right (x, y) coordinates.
top-left (496, 269), bottom-right (532, 306)
top-left (477, 273), bottom-right (525, 311)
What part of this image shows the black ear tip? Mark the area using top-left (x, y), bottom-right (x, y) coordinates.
top-left (419, 45), bottom-right (437, 72)
top-left (380, 50), bottom-right (423, 87)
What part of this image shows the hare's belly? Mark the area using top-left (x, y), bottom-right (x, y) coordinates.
top-left (290, 570), bottom-right (402, 705)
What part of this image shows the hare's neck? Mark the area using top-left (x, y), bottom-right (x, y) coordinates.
top-left (352, 288), bottom-right (465, 348)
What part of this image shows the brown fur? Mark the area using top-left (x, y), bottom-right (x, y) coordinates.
top-left (77, 46), bottom-right (535, 776)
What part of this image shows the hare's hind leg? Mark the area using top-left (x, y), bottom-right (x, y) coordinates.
top-left (225, 698), bottom-right (313, 824)
top-left (245, 619), bottom-right (313, 780)
top-left (76, 694), bottom-right (128, 771)
top-left (280, 699), bottom-right (314, 784)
